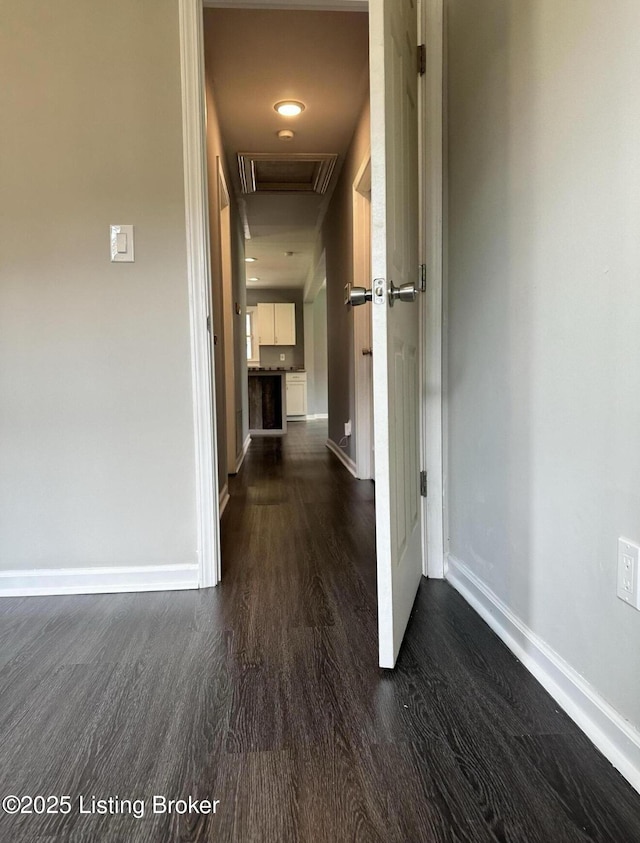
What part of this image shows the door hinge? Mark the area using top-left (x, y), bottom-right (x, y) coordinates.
top-left (420, 470), bottom-right (428, 497)
top-left (419, 264), bottom-right (427, 293)
top-left (206, 315), bottom-right (211, 333)
top-left (418, 44), bottom-right (426, 76)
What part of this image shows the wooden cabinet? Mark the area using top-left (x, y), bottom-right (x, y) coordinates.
top-left (286, 372), bottom-right (307, 417)
top-left (248, 372), bottom-right (286, 435)
top-left (256, 302), bottom-right (296, 346)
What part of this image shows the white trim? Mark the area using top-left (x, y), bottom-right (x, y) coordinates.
top-left (447, 554), bottom-right (640, 794)
top-left (219, 482), bottom-right (230, 517)
top-left (326, 439), bottom-right (358, 478)
top-left (0, 565), bottom-right (199, 597)
top-left (179, 0), bottom-right (220, 588)
top-left (235, 434), bottom-right (252, 472)
top-left (420, 0), bottom-right (445, 579)
top-left (305, 413), bottom-right (329, 420)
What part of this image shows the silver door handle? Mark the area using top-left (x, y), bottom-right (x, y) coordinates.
top-left (349, 286), bottom-right (372, 307)
top-left (388, 280), bottom-right (417, 307)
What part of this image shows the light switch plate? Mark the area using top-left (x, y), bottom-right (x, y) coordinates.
top-left (110, 225), bottom-right (134, 262)
top-left (617, 537), bottom-right (640, 610)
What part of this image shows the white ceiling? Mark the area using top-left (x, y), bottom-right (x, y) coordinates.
top-left (203, 7), bottom-right (369, 291)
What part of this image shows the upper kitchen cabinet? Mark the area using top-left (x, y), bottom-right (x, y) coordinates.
top-left (256, 302), bottom-right (275, 345)
top-left (257, 302), bottom-right (296, 346)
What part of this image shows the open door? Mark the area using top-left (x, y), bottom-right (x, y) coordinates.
top-left (370, 0), bottom-right (422, 668)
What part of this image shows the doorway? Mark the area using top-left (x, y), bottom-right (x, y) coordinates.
top-left (180, 0), bottom-right (446, 633)
top-left (202, 3), bottom-right (371, 498)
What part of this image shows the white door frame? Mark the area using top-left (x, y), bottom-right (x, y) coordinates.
top-left (178, 0), bottom-right (220, 588)
top-left (179, 0), bottom-right (444, 586)
top-left (419, 0), bottom-right (445, 577)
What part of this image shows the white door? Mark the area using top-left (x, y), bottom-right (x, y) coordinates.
top-left (370, 0), bottom-right (422, 668)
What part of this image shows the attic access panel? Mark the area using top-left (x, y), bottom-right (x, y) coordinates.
top-left (238, 153), bottom-right (338, 195)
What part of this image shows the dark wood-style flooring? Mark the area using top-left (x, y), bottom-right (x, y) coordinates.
top-left (1, 421), bottom-right (639, 842)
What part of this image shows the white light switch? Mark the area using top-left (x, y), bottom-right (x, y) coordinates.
top-left (110, 225), bottom-right (134, 262)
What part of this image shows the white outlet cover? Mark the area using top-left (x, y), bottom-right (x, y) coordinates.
top-left (617, 537), bottom-right (640, 609)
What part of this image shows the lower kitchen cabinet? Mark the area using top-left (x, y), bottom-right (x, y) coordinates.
top-left (285, 372), bottom-right (307, 418)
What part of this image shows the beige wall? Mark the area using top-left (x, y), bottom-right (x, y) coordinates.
top-left (0, 0), bottom-right (200, 570)
top-left (203, 78), bottom-right (229, 491)
top-left (446, 0), bottom-right (640, 730)
top-left (323, 97), bottom-right (370, 456)
top-left (203, 14), bottom-right (247, 485)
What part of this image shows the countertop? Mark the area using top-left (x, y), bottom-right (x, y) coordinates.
top-left (248, 367), bottom-right (306, 373)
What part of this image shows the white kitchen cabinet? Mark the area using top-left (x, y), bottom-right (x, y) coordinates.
top-left (274, 303), bottom-right (296, 345)
top-left (286, 372), bottom-right (307, 417)
top-left (256, 303), bottom-right (275, 345)
top-left (256, 302), bottom-right (296, 346)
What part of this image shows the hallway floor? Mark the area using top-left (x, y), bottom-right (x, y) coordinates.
top-left (1, 421), bottom-right (639, 841)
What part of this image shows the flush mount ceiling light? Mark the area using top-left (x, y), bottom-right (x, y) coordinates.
top-left (274, 100), bottom-right (305, 117)
top-left (245, 257), bottom-right (257, 263)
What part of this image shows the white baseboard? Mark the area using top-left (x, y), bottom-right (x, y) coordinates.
top-left (447, 553), bottom-right (640, 794)
top-left (305, 413), bottom-right (328, 421)
top-left (235, 435), bottom-right (251, 473)
top-left (219, 482), bottom-right (230, 516)
top-left (0, 563), bottom-right (199, 597)
top-left (326, 438), bottom-right (357, 478)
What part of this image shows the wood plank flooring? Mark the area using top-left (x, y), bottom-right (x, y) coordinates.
top-left (1, 421), bottom-right (639, 842)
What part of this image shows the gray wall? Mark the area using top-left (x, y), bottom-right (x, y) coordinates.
top-left (312, 286), bottom-right (328, 415)
top-left (0, 0), bottom-right (198, 570)
top-left (303, 286), bottom-right (328, 417)
top-left (323, 98), bottom-right (370, 456)
top-left (446, 0), bottom-right (640, 730)
top-left (246, 289), bottom-right (305, 369)
top-left (232, 212), bottom-right (249, 458)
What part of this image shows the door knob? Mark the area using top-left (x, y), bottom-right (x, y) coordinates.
top-left (388, 280), bottom-right (418, 307)
top-left (349, 286), bottom-right (373, 307)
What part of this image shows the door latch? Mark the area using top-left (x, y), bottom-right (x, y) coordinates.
top-left (349, 286), bottom-right (373, 307)
top-left (388, 279), bottom-right (418, 307)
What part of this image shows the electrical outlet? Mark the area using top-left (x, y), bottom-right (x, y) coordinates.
top-left (617, 538), bottom-right (640, 609)
top-left (344, 420), bottom-right (351, 437)
top-left (280, 353), bottom-right (285, 362)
